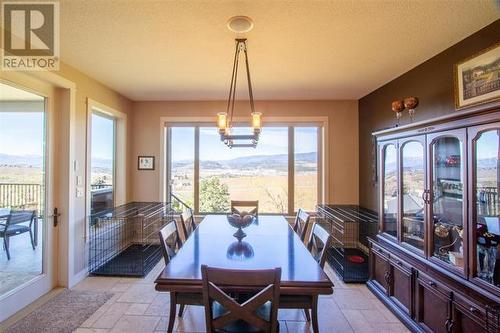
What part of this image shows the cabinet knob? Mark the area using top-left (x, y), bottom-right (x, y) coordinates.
top-left (428, 281), bottom-right (437, 287)
top-left (469, 307), bottom-right (478, 313)
top-left (397, 261), bottom-right (403, 266)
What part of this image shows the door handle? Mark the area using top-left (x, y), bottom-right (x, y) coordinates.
top-left (50, 207), bottom-right (61, 227)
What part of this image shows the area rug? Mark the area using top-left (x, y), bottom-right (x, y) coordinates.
top-left (6, 289), bottom-right (113, 333)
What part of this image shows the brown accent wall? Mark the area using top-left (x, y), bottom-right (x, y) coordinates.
top-left (358, 20), bottom-right (500, 211)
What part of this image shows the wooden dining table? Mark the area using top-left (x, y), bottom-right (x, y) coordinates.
top-left (155, 214), bottom-right (334, 329)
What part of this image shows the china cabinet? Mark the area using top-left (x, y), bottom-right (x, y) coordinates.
top-left (368, 105), bottom-right (500, 333)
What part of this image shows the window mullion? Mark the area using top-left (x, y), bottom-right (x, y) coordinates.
top-left (194, 127), bottom-right (200, 214)
top-left (288, 126), bottom-right (294, 216)
top-left (166, 126), bottom-right (172, 202)
top-left (317, 126), bottom-right (323, 205)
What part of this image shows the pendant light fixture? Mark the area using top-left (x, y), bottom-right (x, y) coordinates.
top-left (217, 38), bottom-right (262, 148)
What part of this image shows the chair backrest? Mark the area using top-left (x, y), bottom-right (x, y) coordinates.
top-left (307, 223), bottom-right (333, 269)
top-left (179, 208), bottom-right (196, 241)
top-left (230, 200), bottom-right (258, 216)
top-left (292, 209), bottom-right (310, 242)
top-left (158, 220), bottom-right (179, 266)
top-left (201, 265), bottom-right (281, 333)
top-left (7, 210), bottom-right (36, 227)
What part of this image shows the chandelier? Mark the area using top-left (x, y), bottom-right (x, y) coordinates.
top-left (217, 38), bottom-right (262, 148)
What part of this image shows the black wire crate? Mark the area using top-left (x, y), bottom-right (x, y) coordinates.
top-left (316, 205), bottom-right (378, 283)
top-left (88, 202), bottom-right (173, 277)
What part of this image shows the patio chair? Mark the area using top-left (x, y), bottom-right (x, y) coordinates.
top-left (0, 210), bottom-right (37, 260)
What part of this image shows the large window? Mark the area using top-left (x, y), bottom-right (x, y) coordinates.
top-left (167, 124), bottom-right (322, 214)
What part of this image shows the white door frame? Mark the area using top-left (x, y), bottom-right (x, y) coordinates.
top-left (0, 70), bottom-right (76, 322)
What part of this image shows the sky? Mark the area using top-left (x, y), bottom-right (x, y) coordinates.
top-left (170, 126), bottom-right (319, 161)
top-left (91, 113), bottom-right (114, 161)
top-left (0, 112), bottom-right (44, 156)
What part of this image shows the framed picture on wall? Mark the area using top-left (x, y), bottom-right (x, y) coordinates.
top-left (138, 156), bottom-right (155, 170)
top-left (455, 43), bottom-right (500, 109)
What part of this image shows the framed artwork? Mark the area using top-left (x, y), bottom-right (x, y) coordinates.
top-left (138, 156), bottom-right (155, 170)
top-left (455, 43), bottom-right (500, 109)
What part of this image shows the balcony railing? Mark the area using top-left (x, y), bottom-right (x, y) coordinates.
top-left (91, 185), bottom-right (113, 214)
top-left (91, 184), bottom-right (113, 190)
top-left (0, 183), bottom-right (44, 214)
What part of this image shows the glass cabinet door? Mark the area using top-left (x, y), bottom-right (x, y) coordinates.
top-left (401, 139), bottom-right (425, 252)
top-left (471, 125), bottom-right (499, 290)
top-left (382, 143), bottom-right (398, 238)
top-left (429, 131), bottom-right (466, 272)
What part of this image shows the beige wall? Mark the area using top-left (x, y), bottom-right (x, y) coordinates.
top-left (2, 63), bottom-right (133, 281)
top-left (56, 63), bottom-right (133, 276)
top-left (130, 100), bottom-right (359, 206)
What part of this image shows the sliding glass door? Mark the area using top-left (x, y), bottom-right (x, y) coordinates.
top-left (0, 80), bottom-right (57, 321)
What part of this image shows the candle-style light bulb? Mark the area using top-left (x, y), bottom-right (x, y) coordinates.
top-left (217, 112), bottom-right (227, 134)
top-left (251, 112), bottom-right (262, 133)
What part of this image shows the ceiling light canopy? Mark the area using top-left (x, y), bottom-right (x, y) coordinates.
top-left (227, 16), bottom-right (254, 33)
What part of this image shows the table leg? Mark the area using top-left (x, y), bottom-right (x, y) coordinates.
top-left (311, 295), bottom-right (319, 333)
top-left (168, 293), bottom-right (177, 333)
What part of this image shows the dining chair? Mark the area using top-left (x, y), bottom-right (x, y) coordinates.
top-left (230, 200), bottom-right (259, 216)
top-left (0, 210), bottom-right (37, 260)
top-left (178, 208), bottom-right (196, 244)
top-left (280, 222), bottom-right (333, 333)
top-left (292, 209), bottom-right (311, 242)
top-left (158, 221), bottom-right (203, 333)
top-left (201, 265), bottom-right (281, 333)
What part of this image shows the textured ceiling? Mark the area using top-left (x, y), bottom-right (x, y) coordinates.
top-left (58, 0), bottom-right (499, 101)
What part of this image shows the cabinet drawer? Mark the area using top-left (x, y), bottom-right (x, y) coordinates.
top-left (389, 255), bottom-right (413, 273)
top-left (452, 293), bottom-right (488, 332)
top-left (372, 242), bottom-right (390, 259)
top-left (416, 271), bottom-right (452, 299)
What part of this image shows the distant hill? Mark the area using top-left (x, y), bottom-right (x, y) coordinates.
top-left (0, 153), bottom-right (43, 167)
top-left (0, 153), bottom-right (112, 170)
top-left (173, 152), bottom-right (318, 171)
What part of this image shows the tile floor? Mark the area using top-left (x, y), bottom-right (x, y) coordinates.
top-left (72, 262), bottom-right (410, 333)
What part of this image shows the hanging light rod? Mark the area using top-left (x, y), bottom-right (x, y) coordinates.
top-left (217, 38), bottom-right (262, 148)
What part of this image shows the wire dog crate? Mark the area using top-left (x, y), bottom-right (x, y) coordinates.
top-left (316, 205), bottom-right (378, 283)
top-left (89, 202), bottom-right (173, 277)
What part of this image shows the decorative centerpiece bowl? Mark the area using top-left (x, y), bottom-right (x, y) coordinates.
top-left (227, 212), bottom-right (255, 240)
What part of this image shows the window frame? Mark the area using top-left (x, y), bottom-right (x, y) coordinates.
top-left (161, 117), bottom-right (328, 216)
top-left (85, 98), bottom-right (127, 239)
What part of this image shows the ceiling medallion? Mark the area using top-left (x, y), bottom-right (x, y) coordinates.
top-left (217, 38), bottom-right (262, 148)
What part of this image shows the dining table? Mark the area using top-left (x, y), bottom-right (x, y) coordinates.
top-left (155, 214), bottom-right (334, 330)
